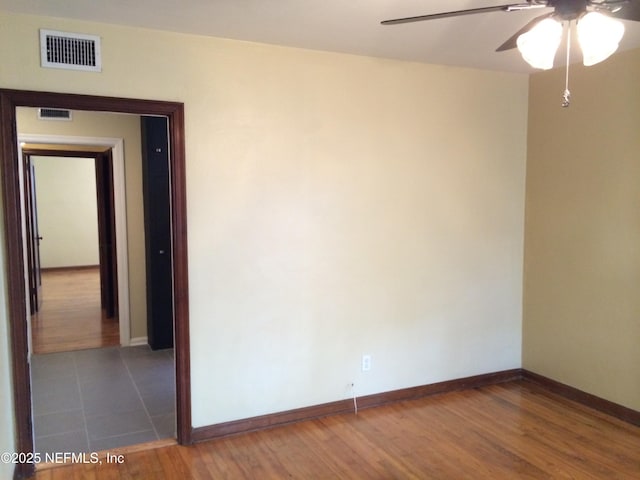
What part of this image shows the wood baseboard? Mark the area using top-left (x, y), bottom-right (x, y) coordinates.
top-left (41, 265), bottom-right (99, 273)
top-left (192, 369), bottom-right (522, 442)
top-left (521, 369), bottom-right (640, 426)
top-left (355, 369), bottom-right (522, 409)
top-left (192, 368), bottom-right (640, 444)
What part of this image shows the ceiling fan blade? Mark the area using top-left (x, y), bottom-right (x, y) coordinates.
top-left (381, 3), bottom-right (543, 25)
top-left (608, 0), bottom-right (640, 21)
top-left (495, 12), bottom-right (555, 51)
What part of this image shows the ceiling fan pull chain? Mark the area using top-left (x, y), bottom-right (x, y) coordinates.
top-left (562, 21), bottom-right (571, 108)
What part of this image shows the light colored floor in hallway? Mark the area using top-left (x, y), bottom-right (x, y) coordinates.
top-left (31, 268), bottom-right (119, 354)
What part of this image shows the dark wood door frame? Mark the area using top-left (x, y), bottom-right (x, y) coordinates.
top-left (95, 149), bottom-right (118, 318)
top-left (22, 153), bottom-right (43, 315)
top-left (21, 147), bottom-right (119, 319)
top-left (0, 89), bottom-right (191, 479)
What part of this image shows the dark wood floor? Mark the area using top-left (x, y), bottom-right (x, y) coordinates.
top-left (33, 380), bottom-right (640, 479)
top-left (31, 268), bottom-right (119, 354)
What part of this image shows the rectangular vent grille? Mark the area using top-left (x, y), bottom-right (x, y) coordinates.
top-left (40, 29), bottom-right (102, 72)
top-left (38, 108), bottom-right (72, 121)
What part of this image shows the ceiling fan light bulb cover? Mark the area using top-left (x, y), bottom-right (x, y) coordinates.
top-left (516, 18), bottom-right (563, 70)
top-left (578, 12), bottom-right (625, 66)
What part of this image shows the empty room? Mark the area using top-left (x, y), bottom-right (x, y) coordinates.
top-left (0, 1), bottom-right (638, 479)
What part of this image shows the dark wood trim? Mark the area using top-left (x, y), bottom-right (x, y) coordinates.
top-left (41, 265), bottom-right (100, 273)
top-left (2, 89), bottom-right (182, 116)
top-left (23, 146), bottom-right (119, 318)
top-left (1, 93), bottom-right (35, 480)
top-left (193, 367), bottom-right (640, 443)
top-left (21, 148), bottom-right (109, 158)
top-left (356, 368), bottom-right (522, 409)
top-left (95, 149), bottom-right (118, 318)
top-left (23, 152), bottom-right (42, 314)
top-left (192, 398), bottom-right (354, 442)
top-left (521, 369), bottom-right (640, 426)
top-left (0, 89), bottom-right (192, 479)
top-left (192, 369), bottom-right (522, 442)
top-left (167, 99), bottom-right (192, 446)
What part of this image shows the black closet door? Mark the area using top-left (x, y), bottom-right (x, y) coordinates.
top-left (141, 116), bottom-right (174, 350)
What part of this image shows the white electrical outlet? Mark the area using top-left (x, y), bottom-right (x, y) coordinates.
top-left (362, 354), bottom-right (371, 372)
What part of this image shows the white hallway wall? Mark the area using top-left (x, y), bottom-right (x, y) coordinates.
top-left (0, 12), bottom-right (528, 431)
top-left (31, 156), bottom-right (100, 269)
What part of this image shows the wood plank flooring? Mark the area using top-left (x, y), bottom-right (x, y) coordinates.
top-left (33, 380), bottom-right (640, 479)
top-left (31, 268), bottom-right (119, 354)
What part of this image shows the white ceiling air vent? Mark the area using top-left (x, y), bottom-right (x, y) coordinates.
top-left (40, 29), bottom-right (102, 72)
top-left (38, 108), bottom-right (72, 121)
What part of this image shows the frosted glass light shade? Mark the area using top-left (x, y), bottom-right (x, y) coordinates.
top-left (517, 18), bottom-right (563, 70)
top-left (578, 12), bottom-right (625, 66)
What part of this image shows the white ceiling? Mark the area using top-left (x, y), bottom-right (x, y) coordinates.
top-left (2, 0), bottom-right (640, 73)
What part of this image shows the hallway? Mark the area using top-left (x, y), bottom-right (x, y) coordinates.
top-left (31, 268), bottom-right (119, 354)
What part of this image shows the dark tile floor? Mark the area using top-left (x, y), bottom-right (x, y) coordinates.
top-left (31, 345), bottom-right (175, 455)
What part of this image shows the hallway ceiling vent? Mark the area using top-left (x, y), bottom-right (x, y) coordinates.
top-left (39, 29), bottom-right (102, 72)
top-left (37, 108), bottom-right (72, 121)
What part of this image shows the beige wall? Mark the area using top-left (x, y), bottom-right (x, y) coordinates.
top-left (524, 48), bottom-right (640, 410)
top-left (32, 156), bottom-right (100, 268)
top-left (0, 11), bottom-right (529, 432)
top-left (17, 108), bottom-right (147, 338)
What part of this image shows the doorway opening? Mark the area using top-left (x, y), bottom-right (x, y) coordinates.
top-left (22, 146), bottom-right (119, 355)
top-left (0, 89), bottom-right (191, 479)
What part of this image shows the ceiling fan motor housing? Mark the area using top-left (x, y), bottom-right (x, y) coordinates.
top-left (549, 0), bottom-right (589, 20)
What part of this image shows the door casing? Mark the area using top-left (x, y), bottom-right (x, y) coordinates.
top-left (20, 136), bottom-right (131, 345)
top-left (22, 147), bottom-right (119, 320)
top-left (22, 154), bottom-right (43, 315)
top-left (0, 89), bottom-right (192, 479)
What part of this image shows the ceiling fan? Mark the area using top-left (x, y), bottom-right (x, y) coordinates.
top-left (382, 0), bottom-right (640, 106)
